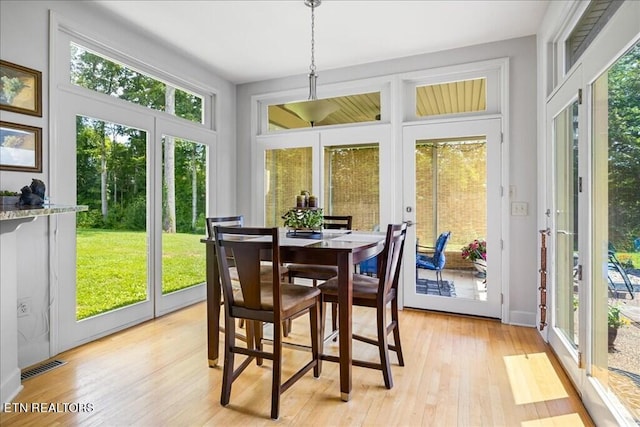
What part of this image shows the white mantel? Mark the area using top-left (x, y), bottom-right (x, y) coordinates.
top-left (0, 204), bottom-right (87, 403)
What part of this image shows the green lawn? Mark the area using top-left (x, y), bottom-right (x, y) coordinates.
top-left (76, 228), bottom-right (205, 319)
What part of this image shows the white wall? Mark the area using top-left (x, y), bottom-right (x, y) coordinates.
top-left (0, 0), bottom-right (236, 368)
top-left (237, 36), bottom-right (540, 325)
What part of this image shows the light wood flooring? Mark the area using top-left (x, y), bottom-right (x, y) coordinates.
top-left (1, 302), bottom-right (594, 426)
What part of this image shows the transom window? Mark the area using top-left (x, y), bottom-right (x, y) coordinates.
top-left (70, 43), bottom-right (204, 124)
top-left (416, 78), bottom-right (487, 117)
top-left (268, 92), bottom-right (380, 131)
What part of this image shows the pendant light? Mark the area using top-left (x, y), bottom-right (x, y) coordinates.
top-left (285, 0), bottom-right (339, 126)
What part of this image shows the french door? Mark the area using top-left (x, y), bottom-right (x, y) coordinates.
top-left (545, 12), bottom-right (639, 423)
top-left (255, 124), bottom-right (393, 230)
top-left (402, 118), bottom-right (502, 318)
top-left (53, 91), bottom-right (214, 353)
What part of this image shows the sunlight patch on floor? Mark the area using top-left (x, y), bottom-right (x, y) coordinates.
top-left (521, 413), bottom-right (584, 427)
top-left (504, 352), bottom-right (569, 405)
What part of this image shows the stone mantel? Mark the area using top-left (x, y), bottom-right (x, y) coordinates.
top-left (0, 204), bottom-right (88, 221)
top-left (0, 204), bottom-right (87, 403)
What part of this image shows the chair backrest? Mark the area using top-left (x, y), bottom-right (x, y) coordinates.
top-left (432, 231), bottom-right (451, 269)
top-left (376, 223), bottom-right (408, 296)
top-left (213, 226), bottom-right (283, 320)
top-left (205, 215), bottom-right (243, 239)
top-left (323, 215), bottom-right (352, 230)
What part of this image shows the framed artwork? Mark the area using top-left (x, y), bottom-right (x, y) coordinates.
top-left (0, 121), bottom-right (42, 172)
top-left (0, 60), bottom-right (42, 117)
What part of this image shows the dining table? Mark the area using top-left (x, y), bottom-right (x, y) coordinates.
top-left (202, 228), bottom-right (386, 402)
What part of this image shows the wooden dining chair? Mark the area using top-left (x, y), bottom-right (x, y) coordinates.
top-left (206, 215), bottom-right (289, 337)
top-left (213, 226), bottom-right (321, 420)
top-left (318, 222), bottom-right (407, 389)
top-left (285, 215), bottom-right (352, 336)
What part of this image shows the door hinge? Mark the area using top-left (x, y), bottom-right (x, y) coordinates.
top-left (578, 89), bottom-right (583, 105)
top-left (501, 293), bottom-right (504, 304)
top-left (578, 176), bottom-right (583, 193)
top-left (577, 264), bottom-right (582, 281)
top-left (501, 132), bottom-right (504, 143)
top-left (578, 351), bottom-right (584, 368)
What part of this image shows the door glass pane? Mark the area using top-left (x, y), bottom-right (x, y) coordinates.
top-left (592, 42), bottom-right (639, 423)
top-left (554, 101), bottom-right (579, 348)
top-left (415, 137), bottom-right (487, 300)
top-left (324, 144), bottom-right (379, 231)
top-left (75, 116), bottom-right (148, 320)
top-left (161, 135), bottom-right (207, 294)
top-left (265, 147), bottom-right (312, 227)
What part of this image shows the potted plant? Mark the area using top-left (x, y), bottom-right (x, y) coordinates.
top-left (461, 239), bottom-right (487, 274)
top-left (282, 207), bottom-right (324, 233)
top-left (0, 190), bottom-right (20, 207)
top-left (607, 304), bottom-right (630, 349)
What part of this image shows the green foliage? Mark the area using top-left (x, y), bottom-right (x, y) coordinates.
top-left (0, 190), bottom-right (19, 196)
top-left (0, 75), bottom-right (26, 104)
top-left (121, 196), bottom-right (147, 230)
top-left (608, 43), bottom-right (640, 251)
top-left (76, 228), bottom-right (205, 319)
top-left (608, 304), bottom-right (630, 329)
top-left (282, 208), bottom-right (324, 229)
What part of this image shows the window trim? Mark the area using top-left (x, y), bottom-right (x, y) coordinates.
top-left (400, 58), bottom-right (508, 122)
top-left (55, 15), bottom-right (216, 131)
top-left (254, 76), bottom-right (391, 135)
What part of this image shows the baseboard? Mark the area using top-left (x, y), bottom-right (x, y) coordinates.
top-left (1, 367), bottom-right (23, 404)
top-left (508, 310), bottom-right (536, 327)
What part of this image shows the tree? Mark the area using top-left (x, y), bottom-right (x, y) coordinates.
top-left (608, 43), bottom-right (640, 250)
top-left (163, 86), bottom-right (176, 233)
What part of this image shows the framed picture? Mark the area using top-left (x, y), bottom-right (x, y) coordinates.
top-left (0, 60), bottom-right (42, 117)
top-left (0, 121), bottom-right (42, 172)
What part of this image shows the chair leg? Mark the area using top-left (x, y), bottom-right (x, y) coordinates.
top-left (271, 319), bottom-right (283, 420)
top-left (331, 302), bottom-right (338, 340)
top-left (220, 315), bottom-right (235, 406)
top-left (377, 303), bottom-right (393, 389)
top-left (283, 319), bottom-right (291, 337)
top-left (320, 298), bottom-right (327, 343)
top-left (310, 301), bottom-right (321, 377)
top-left (391, 298), bottom-right (404, 366)
top-left (253, 320), bottom-right (264, 366)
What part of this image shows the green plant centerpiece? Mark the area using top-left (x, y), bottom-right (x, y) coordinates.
top-left (282, 207), bottom-right (324, 234)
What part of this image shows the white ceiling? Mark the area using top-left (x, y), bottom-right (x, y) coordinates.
top-left (94, 0), bottom-right (550, 85)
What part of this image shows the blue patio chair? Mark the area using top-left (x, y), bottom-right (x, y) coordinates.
top-left (416, 231), bottom-right (451, 295)
top-left (608, 249), bottom-right (635, 300)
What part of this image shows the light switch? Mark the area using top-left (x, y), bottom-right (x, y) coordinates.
top-left (511, 201), bottom-right (528, 216)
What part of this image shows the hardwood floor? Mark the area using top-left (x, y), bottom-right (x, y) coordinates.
top-left (1, 302), bottom-right (594, 426)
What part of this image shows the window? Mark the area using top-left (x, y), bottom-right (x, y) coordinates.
top-left (161, 135), bottom-right (207, 295)
top-left (268, 92), bottom-right (380, 130)
top-left (324, 144), bottom-right (379, 231)
top-left (415, 138), bottom-right (487, 248)
top-left (565, 0), bottom-right (624, 72)
top-left (416, 78), bottom-right (486, 117)
top-left (70, 43), bottom-right (204, 124)
top-left (75, 116), bottom-right (148, 320)
top-left (264, 147), bottom-right (313, 227)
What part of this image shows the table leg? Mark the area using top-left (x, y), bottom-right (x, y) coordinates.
top-left (206, 242), bottom-right (221, 367)
top-left (337, 252), bottom-right (353, 401)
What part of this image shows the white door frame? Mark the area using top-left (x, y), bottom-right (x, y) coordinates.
top-left (401, 117), bottom-right (503, 319)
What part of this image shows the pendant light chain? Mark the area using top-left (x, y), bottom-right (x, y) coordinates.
top-left (309, 1), bottom-right (316, 74)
